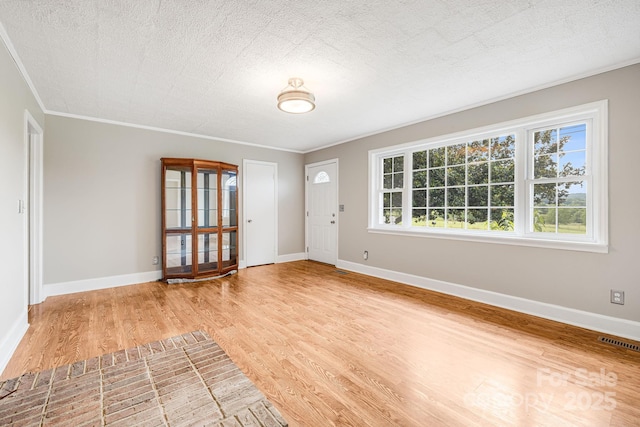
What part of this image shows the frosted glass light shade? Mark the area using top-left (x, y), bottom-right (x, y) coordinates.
top-left (277, 78), bottom-right (315, 114)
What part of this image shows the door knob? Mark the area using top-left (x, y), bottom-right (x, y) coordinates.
top-left (331, 220), bottom-right (335, 224)
top-left (248, 219), bottom-right (253, 223)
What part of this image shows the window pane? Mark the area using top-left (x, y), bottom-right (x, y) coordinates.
top-left (428, 209), bottom-right (444, 228)
top-left (391, 209), bottom-right (402, 225)
top-left (447, 187), bottom-right (465, 207)
top-left (383, 157), bottom-right (393, 174)
top-left (413, 171), bottom-right (426, 188)
top-left (383, 193), bottom-right (390, 208)
top-left (429, 168), bottom-right (445, 187)
top-left (468, 186), bottom-right (488, 207)
top-left (467, 209), bottom-right (488, 230)
top-left (467, 140), bottom-right (489, 162)
top-left (413, 190), bottom-right (426, 208)
top-left (447, 144), bottom-right (466, 165)
top-left (558, 151), bottom-right (586, 177)
top-left (534, 129), bottom-right (558, 154)
top-left (447, 209), bottom-right (465, 228)
top-left (558, 208), bottom-right (587, 234)
top-left (383, 174), bottom-right (392, 189)
top-left (490, 184), bottom-right (514, 207)
top-left (382, 209), bottom-right (391, 224)
top-left (393, 156), bottom-right (404, 172)
top-left (491, 159), bottom-right (514, 183)
top-left (392, 192), bottom-right (402, 207)
top-left (429, 188), bottom-right (445, 207)
top-left (447, 165), bottom-right (465, 186)
top-left (533, 207), bottom-right (556, 233)
top-left (490, 209), bottom-right (514, 231)
top-left (393, 172), bottom-right (404, 189)
top-left (413, 151), bottom-right (427, 169)
top-left (534, 154), bottom-right (558, 178)
top-left (560, 182), bottom-right (586, 207)
top-left (412, 209), bottom-right (426, 226)
top-left (313, 171), bottom-right (330, 184)
top-left (468, 162), bottom-right (488, 185)
top-left (491, 135), bottom-right (515, 160)
top-left (533, 183), bottom-right (556, 206)
top-left (560, 124), bottom-right (586, 152)
top-left (429, 147), bottom-right (445, 168)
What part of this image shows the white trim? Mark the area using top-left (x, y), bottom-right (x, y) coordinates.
top-left (366, 228), bottom-right (608, 253)
top-left (23, 110), bottom-right (45, 305)
top-left (242, 159), bottom-right (279, 267)
top-left (0, 309), bottom-right (28, 376)
top-left (47, 111), bottom-right (303, 154)
top-left (336, 260), bottom-right (640, 342)
top-left (277, 253), bottom-right (307, 263)
top-left (0, 23), bottom-right (46, 112)
top-left (44, 270), bottom-right (162, 298)
top-left (305, 159), bottom-right (340, 265)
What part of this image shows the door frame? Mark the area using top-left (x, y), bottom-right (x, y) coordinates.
top-left (23, 110), bottom-right (44, 305)
top-left (242, 159), bottom-right (278, 268)
top-left (305, 158), bottom-right (339, 264)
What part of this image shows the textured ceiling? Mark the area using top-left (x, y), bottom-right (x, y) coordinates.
top-left (0, 1), bottom-right (639, 152)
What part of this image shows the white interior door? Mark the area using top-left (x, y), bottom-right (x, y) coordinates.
top-left (306, 160), bottom-right (338, 265)
top-left (244, 160), bottom-right (277, 267)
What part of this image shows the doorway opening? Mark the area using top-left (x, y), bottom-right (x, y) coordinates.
top-left (24, 110), bottom-right (44, 305)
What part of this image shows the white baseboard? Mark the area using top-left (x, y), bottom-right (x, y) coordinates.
top-left (337, 260), bottom-right (640, 342)
top-left (277, 252), bottom-right (307, 263)
top-left (44, 270), bottom-right (163, 298)
top-left (0, 309), bottom-right (29, 377)
top-left (42, 257), bottom-right (304, 297)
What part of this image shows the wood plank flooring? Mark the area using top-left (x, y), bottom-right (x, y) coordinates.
top-left (3, 261), bottom-right (639, 426)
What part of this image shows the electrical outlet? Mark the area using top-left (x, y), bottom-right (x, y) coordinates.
top-left (152, 256), bottom-right (160, 265)
top-left (363, 250), bottom-right (368, 260)
top-left (610, 290), bottom-right (624, 305)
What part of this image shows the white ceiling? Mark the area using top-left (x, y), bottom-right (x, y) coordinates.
top-left (1, 1), bottom-right (639, 153)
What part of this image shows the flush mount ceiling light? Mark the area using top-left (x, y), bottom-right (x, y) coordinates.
top-left (277, 77), bottom-right (315, 114)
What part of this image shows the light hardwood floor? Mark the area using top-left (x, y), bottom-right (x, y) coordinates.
top-left (3, 261), bottom-right (639, 426)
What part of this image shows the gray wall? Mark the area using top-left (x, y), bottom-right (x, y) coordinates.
top-left (43, 116), bottom-right (305, 284)
top-left (305, 64), bottom-right (640, 322)
top-left (0, 39), bottom-right (44, 352)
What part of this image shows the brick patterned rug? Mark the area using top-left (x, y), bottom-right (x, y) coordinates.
top-left (0, 331), bottom-right (287, 426)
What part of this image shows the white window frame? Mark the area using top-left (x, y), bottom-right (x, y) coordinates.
top-left (368, 100), bottom-right (608, 253)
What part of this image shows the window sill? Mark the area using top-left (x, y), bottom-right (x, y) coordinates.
top-left (367, 227), bottom-right (608, 253)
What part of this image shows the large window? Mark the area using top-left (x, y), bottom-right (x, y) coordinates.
top-left (369, 101), bottom-right (608, 252)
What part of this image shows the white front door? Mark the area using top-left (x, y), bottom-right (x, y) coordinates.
top-left (306, 160), bottom-right (338, 265)
top-left (244, 160), bottom-right (277, 267)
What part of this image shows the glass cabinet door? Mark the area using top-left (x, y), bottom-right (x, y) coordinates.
top-left (165, 233), bottom-right (193, 275)
top-left (197, 232), bottom-right (218, 273)
top-left (222, 231), bottom-right (237, 268)
top-left (164, 167), bottom-right (192, 230)
top-left (222, 169), bottom-right (237, 227)
top-left (197, 168), bottom-right (217, 228)
top-left (164, 166), bottom-right (193, 275)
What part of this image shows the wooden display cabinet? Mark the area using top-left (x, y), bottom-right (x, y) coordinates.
top-left (161, 158), bottom-right (238, 280)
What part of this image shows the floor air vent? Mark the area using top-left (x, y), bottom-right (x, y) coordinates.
top-left (334, 270), bottom-right (348, 275)
top-left (598, 336), bottom-right (640, 352)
